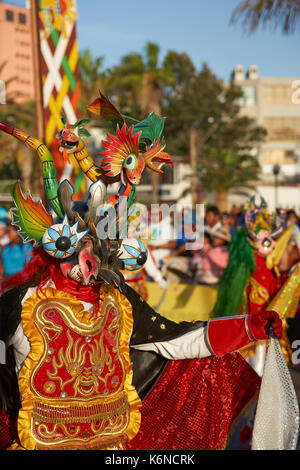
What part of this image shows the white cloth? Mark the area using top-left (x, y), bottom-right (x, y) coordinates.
top-left (8, 323), bottom-right (30, 376)
top-left (252, 335), bottom-right (299, 450)
top-left (132, 326), bottom-right (211, 360)
top-left (205, 221), bottom-right (221, 233)
top-left (246, 342), bottom-right (267, 377)
top-left (144, 252), bottom-right (168, 289)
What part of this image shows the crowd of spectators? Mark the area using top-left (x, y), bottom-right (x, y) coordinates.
top-left (147, 204), bottom-right (300, 287)
top-left (0, 208), bottom-right (32, 280)
top-left (0, 203), bottom-right (299, 289)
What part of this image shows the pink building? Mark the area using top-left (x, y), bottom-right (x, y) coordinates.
top-left (0, 0), bottom-right (35, 103)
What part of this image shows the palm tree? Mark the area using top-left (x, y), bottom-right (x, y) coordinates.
top-left (161, 61), bottom-right (266, 210)
top-left (79, 50), bottom-right (104, 109)
top-left (232, 0), bottom-right (300, 34)
top-left (139, 43), bottom-right (164, 203)
top-left (198, 149), bottom-right (262, 211)
top-left (0, 62), bottom-right (36, 191)
top-left (104, 43), bottom-right (175, 202)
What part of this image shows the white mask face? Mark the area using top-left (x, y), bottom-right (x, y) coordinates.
top-left (254, 230), bottom-right (276, 257)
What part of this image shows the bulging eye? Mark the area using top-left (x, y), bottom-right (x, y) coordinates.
top-left (124, 154), bottom-right (137, 170)
top-left (118, 238), bottom-right (148, 272)
top-left (262, 237), bottom-right (272, 249)
top-left (42, 215), bottom-right (89, 259)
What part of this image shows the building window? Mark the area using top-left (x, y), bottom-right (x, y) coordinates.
top-left (19, 13), bottom-right (26, 25)
top-left (6, 10), bottom-right (14, 22)
top-left (242, 85), bottom-right (256, 107)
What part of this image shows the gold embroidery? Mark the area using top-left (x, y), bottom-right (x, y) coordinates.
top-left (43, 382), bottom-right (56, 394)
top-left (32, 395), bottom-right (129, 425)
top-left (60, 423), bottom-right (81, 438)
top-left (29, 295), bottom-right (125, 401)
top-left (239, 288), bottom-right (249, 316)
top-left (36, 423), bottom-right (59, 439)
top-left (249, 278), bottom-right (270, 305)
top-left (44, 328), bottom-right (118, 398)
top-left (18, 287), bottom-right (142, 450)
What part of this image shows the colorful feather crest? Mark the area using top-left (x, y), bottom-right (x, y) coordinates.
top-left (143, 139), bottom-right (173, 173)
top-left (101, 124), bottom-right (141, 177)
top-left (101, 123), bottom-right (173, 177)
top-left (133, 112), bottom-right (166, 143)
top-left (87, 90), bottom-right (166, 145)
top-left (87, 90), bottom-right (124, 125)
top-left (11, 182), bottom-right (53, 244)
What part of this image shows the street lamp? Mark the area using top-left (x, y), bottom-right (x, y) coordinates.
top-left (273, 164), bottom-right (280, 209)
top-left (190, 117), bottom-right (221, 208)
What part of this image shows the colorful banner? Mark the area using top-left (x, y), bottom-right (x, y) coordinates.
top-left (37, 0), bottom-right (83, 192)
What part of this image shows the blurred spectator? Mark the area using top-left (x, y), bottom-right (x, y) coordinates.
top-left (0, 225), bottom-right (33, 278)
top-left (163, 210), bottom-right (201, 283)
top-left (190, 232), bottom-right (212, 281)
top-left (148, 207), bottom-right (176, 268)
top-left (196, 225), bottom-right (231, 286)
top-left (0, 222), bottom-right (9, 247)
top-left (205, 205), bottom-right (221, 230)
top-left (221, 212), bottom-right (238, 238)
top-left (286, 210), bottom-right (300, 253)
top-left (172, 210), bottom-right (198, 258)
top-left (0, 208), bottom-right (8, 224)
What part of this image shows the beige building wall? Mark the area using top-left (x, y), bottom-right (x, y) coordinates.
top-left (0, 0), bottom-right (34, 103)
top-left (233, 66), bottom-right (300, 178)
top-left (231, 66), bottom-right (300, 211)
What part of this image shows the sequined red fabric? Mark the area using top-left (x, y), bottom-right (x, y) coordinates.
top-left (0, 410), bottom-right (17, 450)
top-left (126, 353), bottom-right (261, 450)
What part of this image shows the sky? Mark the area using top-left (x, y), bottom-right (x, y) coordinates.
top-left (9, 0), bottom-right (300, 81)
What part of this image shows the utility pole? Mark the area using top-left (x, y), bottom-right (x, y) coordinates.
top-left (273, 164), bottom-right (280, 209)
top-left (189, 126), bottom-right (198, 211)
top-left (30, 0), bottom-right (45, 199)
top-left (190, 118), bottom-right (220, 210)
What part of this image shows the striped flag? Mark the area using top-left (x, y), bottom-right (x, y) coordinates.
top-left (36, 0), bottom-right (84, 193)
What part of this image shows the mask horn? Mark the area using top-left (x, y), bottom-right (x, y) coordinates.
top-left (245, 208), bottom-right (260, 240)
top-left (270, 209), bottom-right (286, 239)
top-left (84, 180), bottom-right (107, 227)
top-left (58, 180), bottom-right (76, 222)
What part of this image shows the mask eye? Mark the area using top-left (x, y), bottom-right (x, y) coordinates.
top-left (42, 224), bottom-right (77, 259)
top-left (262, 237), bottom-right (272, 249)
top-left (118, 238), bottom-right (148, 271)
top-left (42, 215), bottom-right (89, 259)
top-left (124, 154), bottom-right (137, 170)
